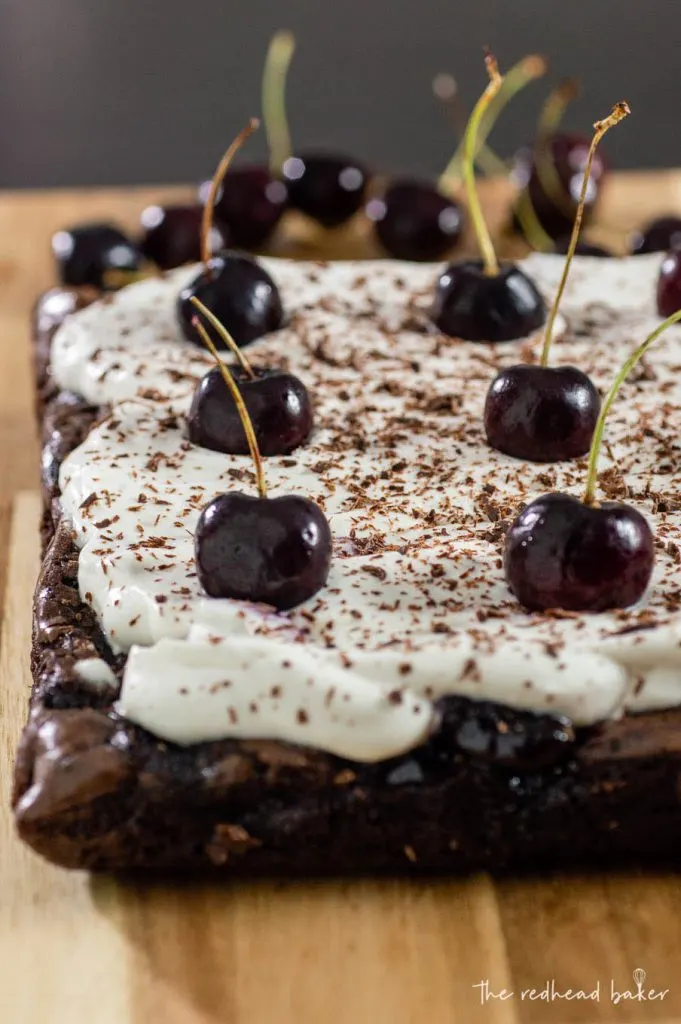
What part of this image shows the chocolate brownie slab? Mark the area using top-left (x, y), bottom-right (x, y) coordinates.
top-left (13, 254), bottom-right (681, 870)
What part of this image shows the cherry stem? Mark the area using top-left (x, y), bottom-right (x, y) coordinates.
top-left (534, 78), bottom-right (582, 218)
top-left (538, 77), bottom-right (580, 140)
top-left (540, 101), bottom-right (630, 367)
top-left (191, 316), bottom-right (267, 499)
top-left (262, 30), bottom-right (296, 176)
top-left (459, 52), bottom-right (504, 275)
top-left (513, 185), bottom-right (554, 252)
top-left (433, 73), bottom-right (507, 178)
top-left (201, 118), bottom-right (260, 273)
top-left (583, 308), bottom-right (681, 506)
top-left (190, 297), bottom-right (256, 379)
top-left (440, 54), bottom-right (547, 187)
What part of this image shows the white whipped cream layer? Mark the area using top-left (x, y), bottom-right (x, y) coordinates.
top-left (51, 254), bottom-right (681, 761)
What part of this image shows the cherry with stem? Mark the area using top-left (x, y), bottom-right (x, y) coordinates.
top-left (533, 78), bottom-right (582, 217)
top-left (262, 29), bottom-right (371, 228)
top-left (192, 315), bottom-right (265, 493)
top-left (513, 78), bottom-right (610, 241)
top-left (440, 54), bottom-right (547, 182)
top-left (191, 312), bottom-right (332, 610)
top-left (195, 35), bottom-right (292, 250)
top-left (370, 53), bottom-right (547, 263)
top-left (178, 119), bottom-right (285, 349)
top-left (510, 79), bottom-right (607, 254)
top-left (144, 115), bottom-right (252, 273)
top-left (505, 307), bottom-right (681, 612)
top-left (431, 52), bottom-right (547, 342)
top-left (484, 102), bottom-right (630, 461)
top-left (188, 296), bottom-right (313, 456)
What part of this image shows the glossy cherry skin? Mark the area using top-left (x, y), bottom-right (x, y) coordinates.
top-left (513, 133), bottom-right (608, 239)
top-left (367, 180), bottom-right (463, 262)
top-left (178, 252), bottom-right (284, 349)
top-left (140, 204), bottom-right (227, 270)
top-left (188, 365), bottom-right (313, 456)
top-left (657, 249), bottom-right (681, 317)
top-left (552, 237), bottom-right (612, 258)
top-left (432, 261), bottom-right (546, 342)
top-left (52, 223), bottom-right (142, 289)
top-left (505, 492), bottom-right (654, 612)
top-left (630, 216), bottom-right (681, 255)
top-left (484, 365), bottom-right (600, 462)
top-left (204, 166), bottom-right (288, 249)
top-left (195, 491), bottom-right (332, 610)
top-left (282, 152), bottom-right (369, 228)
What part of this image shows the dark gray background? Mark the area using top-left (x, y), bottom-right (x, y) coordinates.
top-left (1, 0), bottom-right (676, 189)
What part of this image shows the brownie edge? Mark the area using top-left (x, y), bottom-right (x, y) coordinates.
top-left (13, 689), bottom-right (681, 872)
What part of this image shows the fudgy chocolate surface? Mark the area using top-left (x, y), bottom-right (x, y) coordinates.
top-left (13, 290), bottom-right (681, 872)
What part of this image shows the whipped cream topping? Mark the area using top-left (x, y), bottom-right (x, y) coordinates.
top-left (51, 253), bottom-right (681, 761)
top-left (74, 657), bottom-right (118, 691)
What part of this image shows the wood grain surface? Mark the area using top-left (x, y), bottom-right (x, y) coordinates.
top-left (2, 176), bottom-right (681, 1022)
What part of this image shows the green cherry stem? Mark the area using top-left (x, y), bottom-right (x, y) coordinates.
top-left (583, 308), bottom-right (681, 506)
top-left (201, 118), bottom-right (260, 274)
top-left (538, 77), bottom-right (580, 141)
top-left (189, 296), bottom-right (256, 380)
top-left (439, 53), bottom-right (547, 188)
top-left (539, 101), bottom-right (630, 367)
top-left (191, 315), bottom-right (267, 499)
top-left (262, 29), bottom-right (296, 176)
top-left (459, 51), bottom-right (503, 277)
top-left (513, 184), bottom-right (554, 253)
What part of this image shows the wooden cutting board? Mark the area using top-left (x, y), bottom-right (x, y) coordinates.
top-left (3, 177), bottom-right (681, 1023)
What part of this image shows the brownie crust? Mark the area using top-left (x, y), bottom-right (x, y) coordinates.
top-left (13, 291), bottom-right (681, 872)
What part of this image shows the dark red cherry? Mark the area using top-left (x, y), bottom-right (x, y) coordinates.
top-left (366, 180), bottom-right (463, 262)
top-left (512, 133), bottom-right (608, 239)
top-left (431, 260), bottom-right (546, 342)
top-left (52, 223), bottom-right (142, 290)
top-left (505, 492), bottom-right (654, 612)
top-left (553, 237), bottom-right (612, 258)
top-left (195, 491), bottom-right (332, 610)
top-left (188, 365), bottom-right (312, 456)
top-left (205, 165), bottom-right (288, 248)
top-left (484, 365), bottom-right (600, 462)
top-left (140, 204), bottom-right (227, 270)
top-left (657, 249), bottom-right (681, 317)
top-left (282, 152), bottom-right (370, 228)
top-left (178, 252), bottom-right (284, 349)
top-left (630, 216), bottom-right (681, 256)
